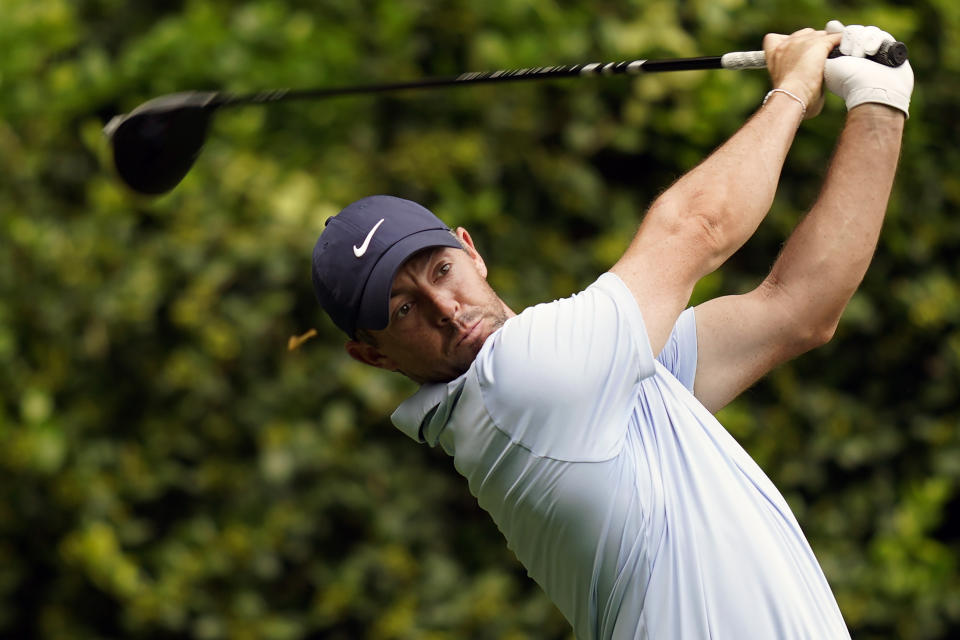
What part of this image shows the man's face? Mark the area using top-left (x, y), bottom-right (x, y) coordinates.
top-left (346, 228), bottom-right (513, 384)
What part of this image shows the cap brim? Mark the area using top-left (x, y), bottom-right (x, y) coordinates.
top-left (355, 229), bottom-right (463, 333)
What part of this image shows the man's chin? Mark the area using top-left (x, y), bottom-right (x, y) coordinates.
top-left (427, 314), bottom-right (506, 383)
top-left (426, 343), bottom-right (483, 384)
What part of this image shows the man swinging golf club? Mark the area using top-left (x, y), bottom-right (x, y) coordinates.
top-left (310, 21), bottom-right (912, 639)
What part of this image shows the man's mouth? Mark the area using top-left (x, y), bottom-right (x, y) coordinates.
top-left (455, 318), bottom-right (483, 349)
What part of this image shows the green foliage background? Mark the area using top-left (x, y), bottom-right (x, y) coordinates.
top-left (1, 0), bottom-right (958, 638)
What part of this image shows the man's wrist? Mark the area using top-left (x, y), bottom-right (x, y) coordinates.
top-left (763, 89), bottom-right (807, 118)
top-left (847, 102), bottom-right (907, 127)
top-left (774, 78), bottom-right (819, 110)
top-left (760, 88), bottom-right (808, 125)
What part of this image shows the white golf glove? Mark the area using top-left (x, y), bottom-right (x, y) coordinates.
top-left (823, 20), bottom-right (913, 117)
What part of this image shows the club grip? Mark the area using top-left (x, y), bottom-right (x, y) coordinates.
top-left (829, 40), bottom-right (908, 67)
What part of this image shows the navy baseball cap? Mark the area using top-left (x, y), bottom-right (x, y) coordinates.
top-left (311, 195), bottom-right (462, 339)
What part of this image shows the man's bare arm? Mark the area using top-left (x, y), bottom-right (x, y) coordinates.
top-left (610, 29), bottom-right (841, 356)
top-left (693, 104), bottom-right (905, 412)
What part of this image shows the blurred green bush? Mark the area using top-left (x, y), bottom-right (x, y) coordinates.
top-left (1, 0), bottom-right (957, 637)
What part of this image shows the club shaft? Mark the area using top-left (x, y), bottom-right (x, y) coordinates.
top-left (217, 55), bottom-right (736, 107)
top-left (214, 40), bottom-right (906, 109)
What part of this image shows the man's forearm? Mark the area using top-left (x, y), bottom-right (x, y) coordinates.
top-left (650, 92), bottom-right (805, 273)
top-left (612, 30), bottom-right (843, 356)
top-left (766, 103), bottom-right (905, 334)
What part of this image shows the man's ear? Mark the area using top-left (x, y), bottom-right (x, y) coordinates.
top-left (454, 226), bottom-right (488, 279)
top-left (345, 340), bottom-right (397, 371)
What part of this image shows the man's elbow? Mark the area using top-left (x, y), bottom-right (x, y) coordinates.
top-left (777, 313), bottom-right (840, 361)
top-left (759, 277), bottom-right (847, 355)
top-left (798, 285), bottom-right (862, 351)
top-left (805, 317), bottom-right (841, 350)
top-left (646, 191), bottom-right (732, 270)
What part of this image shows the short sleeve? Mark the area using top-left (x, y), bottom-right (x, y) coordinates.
top-left (473, 272), bottom-right (655, 462)
top-left (655, 307), bottom-right (698, 392)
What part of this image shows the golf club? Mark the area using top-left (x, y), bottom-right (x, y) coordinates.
top-left (104, 42), bottom-right (907, 196)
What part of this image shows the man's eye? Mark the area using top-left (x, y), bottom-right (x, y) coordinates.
top-left (396, 302), bottom-right (412, 318)
top-left (438, 263), bottom-right (451, 276)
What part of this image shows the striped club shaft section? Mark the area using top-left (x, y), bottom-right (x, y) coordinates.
top-left (221, 56), bottom-right (732, 107)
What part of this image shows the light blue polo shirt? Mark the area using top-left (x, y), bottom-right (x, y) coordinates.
top-left (392, 273), bottom-right (850, 639)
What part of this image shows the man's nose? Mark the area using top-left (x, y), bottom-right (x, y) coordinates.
top-left (428, 290), bottom-right (460, 324)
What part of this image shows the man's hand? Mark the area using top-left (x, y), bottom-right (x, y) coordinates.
top-left (763, 28), bottom-right (843, 119)
top-left (824, 21), bottom-right (914, 117)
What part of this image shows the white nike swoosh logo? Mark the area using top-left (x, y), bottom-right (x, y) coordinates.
top-left (353, 218), bottom-right (385, 258)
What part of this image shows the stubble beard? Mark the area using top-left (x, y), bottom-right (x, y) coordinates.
top-left (417, 285), bottom-right (510, 383)
top-left (444, 302), bottom-right (509, 379)
top-left (402, 282), bottom-right (511, 384)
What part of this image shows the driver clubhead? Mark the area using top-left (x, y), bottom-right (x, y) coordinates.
top-left (105, 91), bottom-right (221, 195)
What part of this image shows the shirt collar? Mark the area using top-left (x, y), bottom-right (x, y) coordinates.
top-left (389, 319), bottom-right (508, 443)
top-left (390, 375), bottom-right (466, 443)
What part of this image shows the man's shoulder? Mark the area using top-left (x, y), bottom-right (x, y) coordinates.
top-left (462, 274), bottom-right (656, 461)
top-left (480, 272), bottom-right (653, 384)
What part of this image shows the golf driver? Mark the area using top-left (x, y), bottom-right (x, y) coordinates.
top-left (104, 42), bottom-right (907, 196)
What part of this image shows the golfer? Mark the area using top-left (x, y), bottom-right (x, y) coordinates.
top-left (310, 23), bottom-right (912, 639)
